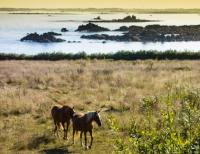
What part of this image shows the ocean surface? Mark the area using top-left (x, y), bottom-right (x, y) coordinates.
top-left (0, 12), bottom-right (200, 54)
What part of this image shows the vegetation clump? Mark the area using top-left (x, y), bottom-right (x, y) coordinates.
top-left (110, 86), bottom-right (200, 154)
top-left (1, 50), bottom-right (200, 61)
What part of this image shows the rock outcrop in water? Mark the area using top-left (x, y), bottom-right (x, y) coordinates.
top-left (94, 16), bottom-right (101, 20)
top-left (114, 25), bottom-right (144, 34)
top-left (75, 23), bottom-right (110, 32)
top-left (21, 32), bottom-right (65, 43)
top-left (45, 32), bottom-right (62, 36)
top-left (113, 15), bottom-right (151, 22)
top-left (89, 15), bottom-right (155, 23)
top-left (61, 28), bottom-right (68, 32)
top-left (81, 25), bottom-right (200, 42)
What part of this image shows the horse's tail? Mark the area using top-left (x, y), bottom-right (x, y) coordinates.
top-left (51, 106), bottom-right (59, 117)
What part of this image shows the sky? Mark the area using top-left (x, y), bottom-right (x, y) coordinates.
top-left (0, 0), bottom-right (200, 9)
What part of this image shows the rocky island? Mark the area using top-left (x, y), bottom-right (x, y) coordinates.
top-left (81, 24), bottom-right (200, 42)
top-left (61, 28), bottom-right (68, 32)
top-left (21, 32), bottom-right (65, 43)
top-left (75, 23), bottom-right (110, 32)
top-left (89, 15), bottom-right (156, 23)
top-left (94, 16), bottom-right (101, 20)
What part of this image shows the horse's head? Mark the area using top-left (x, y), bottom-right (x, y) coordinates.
top-left (86, 111), bottom-right (102, 126)
top-left (93, 111), bottom-right (102, 127)
top-left (70, 107), bottom-right (75, 118)
top-left (63, 106), bottom-right (75, 118)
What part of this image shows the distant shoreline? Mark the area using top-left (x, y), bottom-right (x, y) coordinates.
top-left (8, 12), bottom-right (78, 15)
top-left (1, 8), bottom-right (200, 14)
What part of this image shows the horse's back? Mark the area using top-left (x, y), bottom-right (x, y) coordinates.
top-left (72, 113), bottom-right (89, 131)
top-left (51, 105), bottom-right (74, 123)
top-left (73, 113), bottom-right (83, 118)
top-left (51, 106), bottom-right (62, 121)
top-left (51, 106), bottom-right (60, 115)
top-left (72, 113), bottom-right (84, 121)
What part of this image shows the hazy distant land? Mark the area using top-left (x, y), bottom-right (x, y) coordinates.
top-left (1, 8), bottom-right (200, 14)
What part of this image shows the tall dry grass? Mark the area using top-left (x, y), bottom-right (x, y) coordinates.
top-left (0, 60), bottom-right (200, 153)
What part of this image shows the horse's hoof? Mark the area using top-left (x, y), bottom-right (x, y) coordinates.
top-left (88, 146), bottom-right (91, 149)
top-left (84, 146), bottom-right (89, 150)
top-left (63, 137), bottom-right (68, 140)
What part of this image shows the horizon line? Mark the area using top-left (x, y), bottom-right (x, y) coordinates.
top-left (0, 7), bottom-right (200, 10)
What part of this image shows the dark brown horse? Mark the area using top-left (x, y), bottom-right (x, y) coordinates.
top-left (51, 105), bottom-right (75, 140)
top-left (72, 111), bottom-right (101, 149)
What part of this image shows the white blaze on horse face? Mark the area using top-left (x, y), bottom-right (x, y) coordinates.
top-left (96, 112), bottom-right (102, 126)
top-left (97, 112), bottom-right (100, 119)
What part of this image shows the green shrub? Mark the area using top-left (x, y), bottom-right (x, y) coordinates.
top-left (110, 86), bottom-right (200, 153)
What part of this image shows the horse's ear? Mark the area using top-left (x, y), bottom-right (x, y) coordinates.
top-left (97, 110), bottom-right (101, 113)
top-left (72, 106), bottom-right (74, 110)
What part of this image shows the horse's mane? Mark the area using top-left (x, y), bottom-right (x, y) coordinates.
top-left (85, 111), bottom-right (98, 123)
top-left (73, 112), bottom-right (84, 118)
top-left (72, 111), bottom-right (97, 121)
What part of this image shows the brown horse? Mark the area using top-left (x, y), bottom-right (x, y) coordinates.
top-left (51, 105), bottom-right (75, 140)
top-left (72, 111), bottom-right (101, 149)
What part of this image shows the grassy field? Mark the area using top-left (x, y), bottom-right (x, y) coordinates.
top-left (0, 60), bottom-right (200, 153)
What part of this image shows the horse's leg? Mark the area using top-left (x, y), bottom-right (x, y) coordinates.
top-left (84, 131), bottom-right (88, 149)
top-left (80, 131), bottom-right (83, 147)
top-left (66, 120), bottom-right (70, 140)
top-left (55, 123), bottom-right (60, 138)
top-left (53, 121), bottom-right (57, 137)
top-left (72, 128), bottom-right (75, 144)
top-left (62, 122), bottom-right (66, 140)
top-left (89, 130), bottom-right (93, 149)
